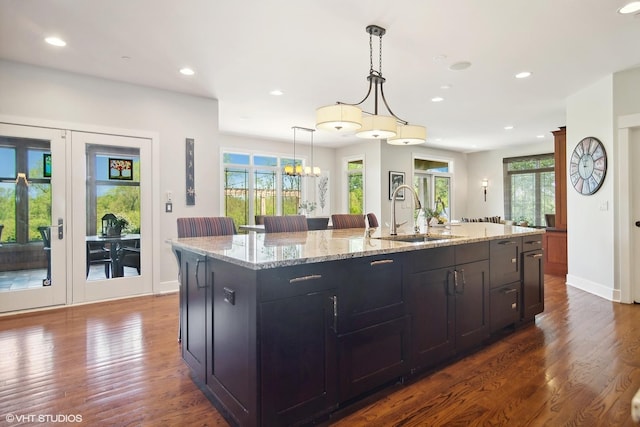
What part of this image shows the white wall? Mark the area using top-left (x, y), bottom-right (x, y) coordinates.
top-left (379, 143), bottom-right (468, 228)
top-left (466, 141), bottom-right (554, 221)
top-left (0, 60), bottom-right (334, 292)
top-left (566, 76), bottom-right (616, 299)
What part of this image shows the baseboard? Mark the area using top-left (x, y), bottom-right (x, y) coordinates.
top-left (566, 274), bottom-right (619, 302)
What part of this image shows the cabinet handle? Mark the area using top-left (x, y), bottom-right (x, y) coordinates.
top-left (503, 288), bottom-right (518, 295)
top-left (447, 270), bottom-right (455, 295)
top-left (528, 253), bottom-right (543, 258)
top-left (195, 258), bottom-right (207, 289)
top-left (289, 274), bottom-right (322, 283)
top-left (370, 259), bottom-right (394, 266)
top-left (330, 295), bottom-right (338, 332)
top-left (526, 240), bottom-right (542, 245)
top-left (499, 240), bottom-right (517, 245)
top-left (457, 269), bottom-right (466, 294)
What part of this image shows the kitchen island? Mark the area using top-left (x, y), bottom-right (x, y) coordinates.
top-left (170, 223), bottom-right (544, 426)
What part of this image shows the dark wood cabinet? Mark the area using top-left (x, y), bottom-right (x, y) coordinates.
top-left (336, 254), bottom-right (409, 400)
top-left (489, 237), bottom-right (522, 288)
top-left (408, 243), bottom-right (489, 371)
top-left (490, 283), bottom-right (521, 332)
top-left (338, 254), bottom-right (404, 333)
top-left (260, 289), bottom-right (338, 426)
top-left (338, 315), bottom-right (410, 401)
top-left (180, 250), bottom-right (207, 379)
top-left (175, 232), bottom-right (543, 426)
top-left (454, 259), bottom-right (490, 352)
top-left (522, 249), bottom-right (544, 321)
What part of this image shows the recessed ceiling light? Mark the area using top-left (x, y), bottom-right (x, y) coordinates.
top-left (504, 126), bottom-right (514, 130)
top-left (537, 134), bottom-right (545, 139)
top-left (180, 68), bottom-right (195, 76)
top-left (515, 71), bottom-right (532, 79)
top-left (440, 84), bottom-right (452, 90)
top-left (269, 89), bottom-right (283, 96)
top-left (433, 54), bottom-right (447, 62)
top-left (449, 61), bottom-right (472, 71)
top-left (618, 1), bottom-right (640, 14)
top-left (45, 37), bottom-right (66, 47)
top-left (431, 97), bottom-right (444, 102)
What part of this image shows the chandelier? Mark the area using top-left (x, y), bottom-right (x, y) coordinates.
top-left (315, 25), bottom-right (426, 145)
top-left (284, 126), bottom-right (321, 177)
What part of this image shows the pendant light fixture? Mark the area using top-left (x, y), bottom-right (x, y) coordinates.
top-left (284, 126), bottom-right (321, 177)
top-left (315, 24), bottom-right (426, 145)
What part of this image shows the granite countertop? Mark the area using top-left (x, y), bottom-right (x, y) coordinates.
top-left (169, 223), bottom-right (544, 270)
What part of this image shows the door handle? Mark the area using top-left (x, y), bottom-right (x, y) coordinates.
top-left (47, 218), bottom-right (63, 239)
top-left (636, 221), bottom-right (640, 228)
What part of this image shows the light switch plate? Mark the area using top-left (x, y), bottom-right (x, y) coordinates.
top-left (165, 202), bottom-right (173, 213)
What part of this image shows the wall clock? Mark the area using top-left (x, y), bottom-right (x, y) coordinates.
top-left (569, 137), bottom-right (607, 195)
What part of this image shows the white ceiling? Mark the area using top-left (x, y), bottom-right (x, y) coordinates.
top-left (1, 1), bottom-right (639, 153)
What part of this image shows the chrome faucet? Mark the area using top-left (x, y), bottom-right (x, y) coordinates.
top-left (390, 184), bottom-right (422, 235)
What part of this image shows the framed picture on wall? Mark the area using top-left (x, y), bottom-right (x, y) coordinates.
top-left (389, 171), bottom-right (405, 200)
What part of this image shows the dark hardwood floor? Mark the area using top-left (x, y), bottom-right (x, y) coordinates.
top-left (0, 275), bottom-right (639, 426)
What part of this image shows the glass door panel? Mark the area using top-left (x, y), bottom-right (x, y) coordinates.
top-left (71, 132), bottom-right (152, 303)
top-left (0, 123), bottom-right (67, 313)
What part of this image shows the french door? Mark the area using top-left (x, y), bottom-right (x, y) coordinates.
top-left (0, 123), bottom-right (68, 313)
top-left (71, 131), bottom-right (152, 303)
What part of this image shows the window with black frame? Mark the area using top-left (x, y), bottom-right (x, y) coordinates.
top-left (503, 153), bottom-right (555, 227)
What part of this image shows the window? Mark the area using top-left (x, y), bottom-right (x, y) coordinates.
top-left (86, 145), bottom-right (141, 236)
top-left (223, 152), bottom-right (302, 226)
top-left (0, 138), bottom-right (51, 244)
top-left (413, 158), bottom-right (452, 220)
top-left (503, 153), bottom-right (555, 227)
top-left (346, 159), bottom-right (363, 214)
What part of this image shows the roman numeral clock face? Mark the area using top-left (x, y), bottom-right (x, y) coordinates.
top-left (570, 137), bottom-right (607, 195)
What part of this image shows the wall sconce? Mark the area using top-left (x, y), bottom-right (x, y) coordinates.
top-left (481, 179), bottom-right (488, 202)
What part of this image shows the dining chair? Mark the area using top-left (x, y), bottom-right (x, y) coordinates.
top-left (177, 216), bottom-right (237, 237)
top-left (366, 213), bottom-right (379, 228)
top-left (86, 240), bottom-right (112, 278)
top-left (263, 215), bottom-right (308, 233)
top-left (331, 214), bottom-right (366, 229)
top-left (37, 226), bottom-right (52, 282)
top-left (255, 215), bottom-right (266, 225)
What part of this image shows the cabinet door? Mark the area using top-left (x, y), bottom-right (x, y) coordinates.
top-left (338, 316), bottom-right (410, 401)
top-left (455, 260), bottom-right (490, 352)
top-left (181, 251), bottom-right (207, 380)
top-left (522, 249), bottom-right (544, 321)
top-left (260, 291), bottom-right (338, 426)
top-left (339, 254), bottom-right (404, 333)
top-left (489, 238), bottom-right (522, 288)
top-left (408, 267), bottom-right (455, 370)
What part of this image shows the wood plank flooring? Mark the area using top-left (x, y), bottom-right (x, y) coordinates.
top-left (1, 275), bottom-right (639, 426)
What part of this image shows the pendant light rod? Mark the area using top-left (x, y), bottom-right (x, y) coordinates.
top-left (335, 25), bottom-right (408, 124)
top-left (315, 24), bottom-right (426, 144)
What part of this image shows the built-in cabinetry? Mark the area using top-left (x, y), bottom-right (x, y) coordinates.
top-left (407, 242), bottom-right (490, 371)
top-left (179, 250), bottom-right (207, 380)
top-left (544, 126), bottom-right (568, 275)
top-left (489, 236), bottom-right (545, 333)
top-left (175, 232), bottom-right (544, 427)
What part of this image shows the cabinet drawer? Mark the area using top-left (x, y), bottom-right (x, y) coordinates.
top-left (489, 237), bottom-right (522, 288)
top-left (258, 261), bottom-right (341, 301)
top-left (490, 282), bottom-right (521, 333)
top-left (455, 241), bottom-right (489, 265)
top-left (338, 315), bottom-right (410, 401)
top-left (338, 254), bottom-right (404, 333)
top-left (405, 246), bottom-right (454, 273)
top-left (522, 236), bottom-right (543, 251)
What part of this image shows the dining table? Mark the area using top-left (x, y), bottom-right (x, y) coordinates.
top-left (86, 233), bottom-right (141, 277)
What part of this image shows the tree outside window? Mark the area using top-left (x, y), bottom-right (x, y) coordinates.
top-left (347, 159), bottom-right (363, 214)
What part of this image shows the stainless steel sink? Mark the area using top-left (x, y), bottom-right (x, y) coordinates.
top-left (375, 234), bottom-right (456, 243)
